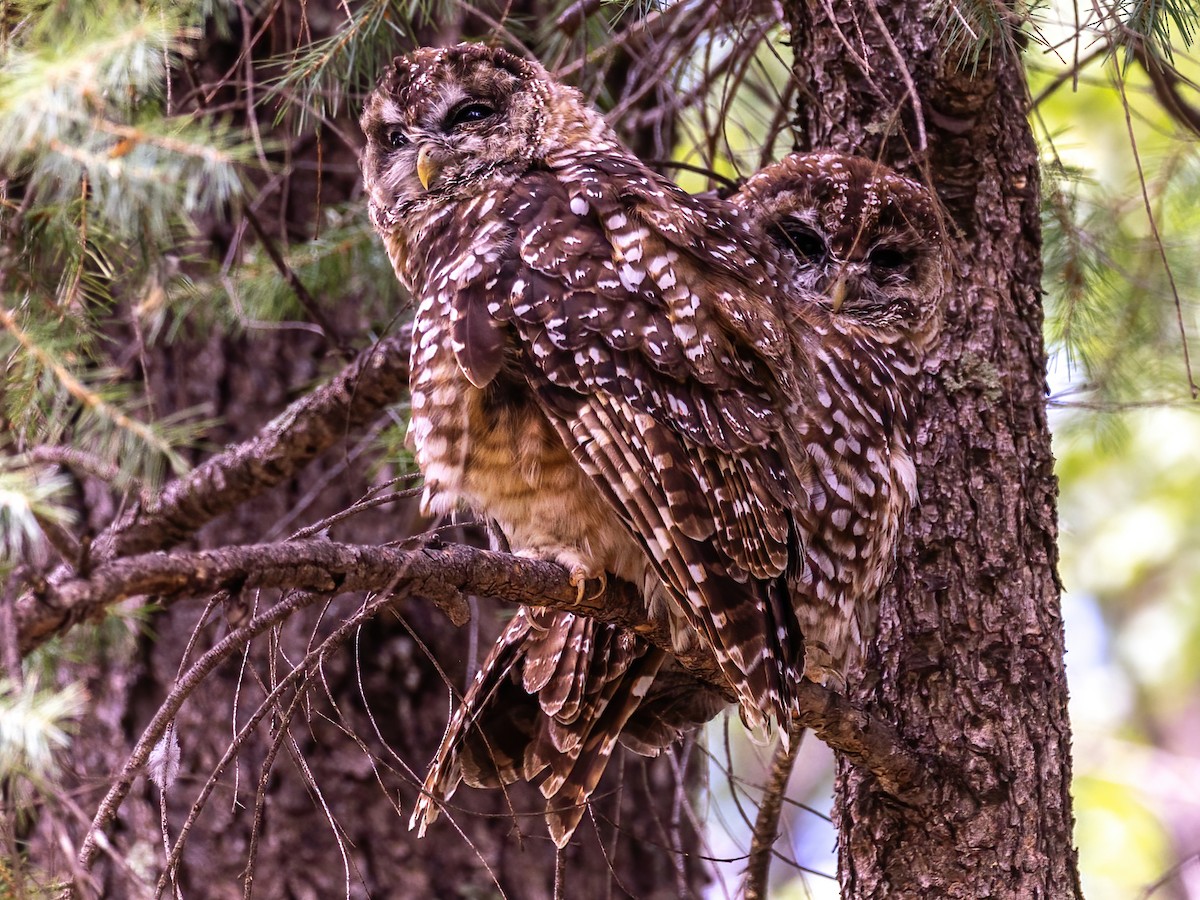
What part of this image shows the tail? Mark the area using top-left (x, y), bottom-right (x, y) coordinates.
top-left (410, 608), bottom-right (725, 847)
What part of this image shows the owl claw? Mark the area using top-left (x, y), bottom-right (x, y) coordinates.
top-left (569, 568), bottom-right (607, 604)
top-left (801, 642), bottom-right (847, 692)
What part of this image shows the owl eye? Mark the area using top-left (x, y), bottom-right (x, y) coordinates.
top-left (446, 101), bottom-right (496, 130)
top-left (770, 220), bottom-right (827, 264)
top-left (870, 246), bottom-right (910, 271)
top-left (387, 130), bottom-right (409, 149)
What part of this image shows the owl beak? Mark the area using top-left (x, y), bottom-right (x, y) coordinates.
top-left (830, 277), bottom-right (847, 313)
top-left (416, 144), bottom-right (441, 190)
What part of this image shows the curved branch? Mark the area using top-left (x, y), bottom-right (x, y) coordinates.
top-left (19, 537), bottom-right (945, 808)
top-left (1136, 44), bottom-right (1200, 140)
top-left (98, 327), bottom-right (411, 560)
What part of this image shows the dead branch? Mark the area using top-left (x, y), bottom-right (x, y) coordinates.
top-left (96, 327), bottom-right (411, 561)
top-left (22, 537), bottom-right (945, 812)
top-left (75, 588), bottom-right (326, 879)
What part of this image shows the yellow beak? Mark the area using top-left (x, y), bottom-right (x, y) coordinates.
top-left (830, 277), bottom-right (847, 313)
top-left (416, 145), bottom-right (440, 190)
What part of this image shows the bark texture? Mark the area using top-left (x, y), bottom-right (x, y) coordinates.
top-left (786, 3), bottom-right (1081, 897)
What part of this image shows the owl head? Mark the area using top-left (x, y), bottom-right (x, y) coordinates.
top-left (735, 153), bottom-right (946, 347)
top-left (360, 43), bottom-right (574, 233)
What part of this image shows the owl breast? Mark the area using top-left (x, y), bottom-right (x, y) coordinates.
top-left (407, 291), bottom-right (654, 595)
top-left (790, 335), bottom-right (920, 687)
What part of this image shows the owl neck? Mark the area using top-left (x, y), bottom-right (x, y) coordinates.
top-left (387, 192), bottom-right (488, 292)
top-left (538, 84), bottom-right (626, 161)
top-left (808, 329), bottom-right (924, 446)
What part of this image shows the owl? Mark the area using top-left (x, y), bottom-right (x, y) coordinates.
top-left (731, 151), bottom-right (945, 685)
top-left (359, 43), bottom-right (943, 847)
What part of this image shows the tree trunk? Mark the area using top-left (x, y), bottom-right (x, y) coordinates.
top-left (786, 3), bottom-right (1081, 897)
top-left (19, 3), bottom-right (1083, 898)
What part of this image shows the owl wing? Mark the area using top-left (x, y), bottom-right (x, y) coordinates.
top-left (449, 159), bottom-right (808, 728)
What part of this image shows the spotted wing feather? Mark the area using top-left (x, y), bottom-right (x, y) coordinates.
top-left (485, 164), bottom-right (806, 726)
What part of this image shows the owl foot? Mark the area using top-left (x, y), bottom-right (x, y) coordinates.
top-left (803, 649), bottom-right (847, 694)
top-left (569, 567), bottom-right (607, 604)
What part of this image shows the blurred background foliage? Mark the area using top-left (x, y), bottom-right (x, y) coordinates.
top-left (3, 0), bottom-right (1200, 896)
top-left (1033, 4), bottom-right (1200, 897)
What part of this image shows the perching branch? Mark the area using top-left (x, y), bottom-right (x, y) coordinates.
top-left (18, 539), bottom-right (647, 660)
top-left (18, 537), bottom-right (946, 809)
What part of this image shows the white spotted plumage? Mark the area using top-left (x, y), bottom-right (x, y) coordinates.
top-left (361, 45), bottom-right (944, 848)
top-left (733, 151), bottom-right (945, 684)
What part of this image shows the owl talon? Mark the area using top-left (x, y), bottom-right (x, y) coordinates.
top-left (569, 569), bottom-right (606, 604)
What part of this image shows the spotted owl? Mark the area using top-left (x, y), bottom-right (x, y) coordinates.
top-left (732, 151), bottom-right (945, 684)
top-left (359, 44), bottom-right (942, 847)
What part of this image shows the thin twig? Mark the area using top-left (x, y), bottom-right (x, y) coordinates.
top-left (98, 327), bottom-right (410, 560)
top-left (1109, 49), bottom-right (1199, 397)
top-left (743, 724), bottom-right (805, 900)
top-left (864, 0), bottom-right (927, 151)
top-left (241, 204), bottom-right (355, 359)
top-left (1028, 44), bottom-right (1109, 111)
top-left (75, 588), bottom-right (324, 876)
top-left (234, 686), bottom-right (311, 900)
top-left (149, 595), bottom-right (385, 897)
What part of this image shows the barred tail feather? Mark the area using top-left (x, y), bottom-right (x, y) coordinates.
top-left (543, 647), bottom-right (667, 847)
top-left (618, 659), bottom-right (730, 756)
top-left (411, 609), bottom-right (687, 848)
top-left (410, 611), bottom-right (533, 836)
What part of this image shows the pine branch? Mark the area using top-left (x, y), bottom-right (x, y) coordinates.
top-left (0, 461), bottom-right (75, 564)
top-left (0, 4), bottom-right (250, 245)
top-left (271, 0), bottom-right (425, 127)
top-left (0, 306), bottom-right (185, 472)
top-left (0, 676), bottom-right (85, 788)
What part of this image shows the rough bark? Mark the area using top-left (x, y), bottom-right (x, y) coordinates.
top-left (786, 3), bottom-right (1081, 897)
top-left (12, 2), bottom-right (1085, 897)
